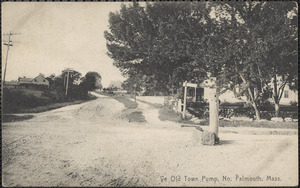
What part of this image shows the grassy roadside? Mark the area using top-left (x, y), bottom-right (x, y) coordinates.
top-left (111, 96), bottom-right (138, 109)
top-left (158, 106), bottom-right (198, 124)
top-left (111, 95), bottom-right (146, 123)
top-left (93, 91), bottom-right (146, 123)
top-left (158, 106), bottom-right (298, 129)
top-left (219, 119), bottom-right (298, 129)
top-left (16, 96), bottom-right (97, 113)
top-left (2, 94), bottom-right (97, 123)
top-left (2, 115), bottom-right (34, 123)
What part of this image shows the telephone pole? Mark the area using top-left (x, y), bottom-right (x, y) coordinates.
top-left (2, 32), bottom-right (20, 86)
top-left (63, 68), bottom-right (74, 95)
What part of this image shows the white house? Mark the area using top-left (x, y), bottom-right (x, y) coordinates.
top-left (272, 84), bottom-right (298, 105)
top-left (191, 79), bottom-right (297, 105)
top-left (18, 73), bottom-right (49, 87)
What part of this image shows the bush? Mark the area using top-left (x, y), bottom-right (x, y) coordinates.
top-left (290, 101), bottom-right (298, 106)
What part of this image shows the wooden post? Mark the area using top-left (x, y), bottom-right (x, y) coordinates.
top-left (194, 87), bottom-right (197, 102)
top-left (183, 81), bottom-right (187, 119)
top-left (177, 99), bottom-right (182, 113)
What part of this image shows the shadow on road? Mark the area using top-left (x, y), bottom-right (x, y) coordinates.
top-left (217, 140), bottom-right (235, 145)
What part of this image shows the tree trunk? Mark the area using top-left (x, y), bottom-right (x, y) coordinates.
top-left (252, 103), bottom-right (261, 120)
top-left (274, 101), bottom-right (280, 117)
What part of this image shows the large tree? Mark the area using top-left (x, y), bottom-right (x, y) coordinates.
top-left (258, 2), bottom-right (298, 117)
top-left (105, 2), bottom-right (214, 95)
top-left (213, 1), bottom-right (298, 119)
top-left (105, 1), bottom-right (298, 119)
top-left (83, 72), bottom-right (102, 91)
top-left (50, 69), bottom-right (87, 100)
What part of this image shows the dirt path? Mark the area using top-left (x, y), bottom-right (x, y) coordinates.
top-left (2, 94), bottom-right (298, 187)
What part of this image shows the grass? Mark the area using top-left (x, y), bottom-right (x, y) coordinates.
top-left (3, 88), bottom-right (98, 114)
top-left (135, 99), bottom-right (163, 108)
top-left (3, 92), bottom-right (97, 114)
top-left (12, 88), bottom-right (45, 98)
top-left (2, 115), bottom-right (34, 123)
top-left (219, 119), bottom-right (298, 129)
top-left (159, 106), bottom-right (182, 122)
top-left (126, 111), bottom-right (147, 123)
top-left (17, 97), bottom-right (96, 113)
top-left (111, 96), bottom-right (138, 109)
top-left (158, 106), bottom-right (196, 124)
top-left (158, 106), bottom-right (298, 129)
top-left (104, 94), bottom-right (146, 123)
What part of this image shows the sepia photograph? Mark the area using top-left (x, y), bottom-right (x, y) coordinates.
top-left (1, 1), bottom-right (298, 187)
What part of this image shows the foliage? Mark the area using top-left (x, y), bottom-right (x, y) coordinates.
top-left (105, 2), bottom-right (212, 94)
top-left (43, 69), bottom-right (90, 101)
top-left (82, 72), bottom-right (102, 91)
top-left (290, 101), bottom-right (298, 106)
top-left (210, 1), bottom-right (297, 119)
top-left (105, 2), bottom-right (298, 120)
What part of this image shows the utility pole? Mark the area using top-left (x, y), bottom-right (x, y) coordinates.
top-left (2, 32), bottom-right (16, 86)
top-left (63, 68), bottom-right (74, 96)
top-left (65, 70), bottom-right (70, 96)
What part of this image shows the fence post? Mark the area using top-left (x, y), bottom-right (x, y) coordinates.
top-left (183, 81), bottom-right (187, 119)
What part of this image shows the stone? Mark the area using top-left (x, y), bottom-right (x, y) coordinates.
top-left (201, 131), bottom-right (218, 146)
top-left (231, 117), bottom-right (253, 122)
top-left (292, 119), bottom-right (298, 122)
top-left (256, 119), bottom-right (269, 122)
top-left (271, 117), bottom-right (284, 122)
top-left (284, 117), bottom-right (293, 122)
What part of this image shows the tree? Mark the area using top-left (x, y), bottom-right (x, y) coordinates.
top-left (105, 1), bottom-right (297, 119)
top-left (105, 2), bottom-right (214, 94)
top-left (259, 2), bottom-right (298, 117)
top-left (122, 73), bottom-right (145, 94)
top-left (83, 72), bottom-right (102, 91)
top-left (212, 1), bottom-right (298, 119)
top-left (45, 74), bottom-right (56, 89)
top-left (47, 69), bottom-right (88, 101)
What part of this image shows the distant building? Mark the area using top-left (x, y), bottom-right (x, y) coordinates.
top-left (31, 74), bottom-right (49, 86)
top-left (4, 80), bottom-right (19, 88)
top-left (18, 77), bottom-right (33, 84)
top-left (17, 73), bottom-right (49, 88)
top-left (185, 79), bottom-right (297, 106)
top-left (270, 84), bottom-right (298, 105)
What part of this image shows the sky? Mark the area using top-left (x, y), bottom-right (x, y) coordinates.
top-left (2, 2), bottom-right (133, 87)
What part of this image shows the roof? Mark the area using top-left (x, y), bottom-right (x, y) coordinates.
top-left (5, 81), bottom-right (19, 85)
top-left (32, 74), bottom-right (47, 80)
top-left (19, 77), bottom-right (33, 83)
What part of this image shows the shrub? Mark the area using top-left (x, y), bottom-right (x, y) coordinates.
top-left (290, 101), bottom-right (298, 106)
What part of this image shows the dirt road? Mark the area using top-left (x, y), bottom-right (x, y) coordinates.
top-left (2, 93), bottom-right (298, 186)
